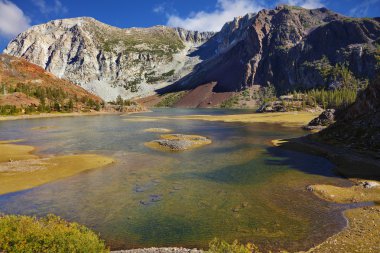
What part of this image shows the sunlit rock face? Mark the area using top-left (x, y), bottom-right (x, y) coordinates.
top-left (5, 6), bottom-right (380, 101)
top-left (168, 6), bottom-right (380, 94)
top-left (4, 17), bottom-right (214, 101)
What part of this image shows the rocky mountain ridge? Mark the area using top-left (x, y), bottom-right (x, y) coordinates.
top-left (4, 17), bottom-right (214, 101)
top-left (167, 5), bottom-right (380, 94)
top-left (4, 6), bottom-right (380, 104)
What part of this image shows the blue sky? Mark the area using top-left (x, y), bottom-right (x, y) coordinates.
top-left (1, 0), bottom-right (379, 50)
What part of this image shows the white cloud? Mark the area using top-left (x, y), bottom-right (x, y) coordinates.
top-left (0, 0), bottom-right (31, 38)
top-left (278, 0), bottom-right (324, 9)
top-left (32, 0), bottom-right (68, 15)
top-left (349, 0), bottom-right (379, 17)
top-left (166, 0), bottom-right (265, 32)
top-left (153, 4), bottom-right (165, 14)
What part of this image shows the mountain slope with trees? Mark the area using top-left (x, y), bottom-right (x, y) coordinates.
top-left (0, 54), bottom-right (103, 115)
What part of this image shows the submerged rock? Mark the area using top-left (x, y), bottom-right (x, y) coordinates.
top-left (155, 139), bottom-right (194, 150)
top-left (150, 194), bottom-right (163, 202)
top-left (306, 185), bottom-right (314, 192)
top-left (172, 185), bottom-right (183, 191)
top-left (139, 200), bottom-right (151, 206)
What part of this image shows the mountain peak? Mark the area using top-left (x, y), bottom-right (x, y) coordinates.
top-left (3, 6), bottom-right (379, 103)
top-left (163, 6), bottom-right (378, 95)
top-left (4, 15), bottom-right (215, 101)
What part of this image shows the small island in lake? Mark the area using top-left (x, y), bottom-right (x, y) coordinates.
top-left (145, 134), bottom-right (212, 151)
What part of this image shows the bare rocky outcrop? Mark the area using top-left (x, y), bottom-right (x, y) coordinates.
top-left (4, 6), bottom-right (380, 104)
top-left (4, 18), bottom-right (214, 101)
top-left (165, 6), bottom-right (380, 95)
top-left (304, 109), bottom-right (336, 130)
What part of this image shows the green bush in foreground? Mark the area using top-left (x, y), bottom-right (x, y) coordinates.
top-left (0, 214), bottom-right (109, 253)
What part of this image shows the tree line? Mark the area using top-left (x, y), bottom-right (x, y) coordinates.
top-left (0, 82), bottom-right (102, 115)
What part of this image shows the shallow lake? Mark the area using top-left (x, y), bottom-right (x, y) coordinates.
top-left (0, 109), bottom-right (351, 252)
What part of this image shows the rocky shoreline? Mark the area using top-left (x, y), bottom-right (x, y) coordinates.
top-left (273, 135), bottom-right (380, 252)
top-left (112, 248), bottom-right (203, 253)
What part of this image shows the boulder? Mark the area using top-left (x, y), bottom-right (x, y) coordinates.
top-left (362, 181), bottom-right (380, 189)
top-left (257, 101), bottom-right (286, 113)
top-left (304, 109), bottom-right (336, 130)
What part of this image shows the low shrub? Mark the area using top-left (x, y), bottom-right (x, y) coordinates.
top-left (0, 214), bottom-right (109, 253)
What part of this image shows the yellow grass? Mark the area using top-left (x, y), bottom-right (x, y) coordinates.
top-left (0, 112), bottom-right (118, 121)
top-left (305, 206), bottom-right (380, 253)
top-left (124, 112), bottom-right (318, 127)
top-left (143, 128), bottom-right (172, 133)
top-left (177, 112), bottom-right (318, 127)
top-left (30, 126), bottom-right (58, 131)
top-left (0, 143), bottom-right (37, 163)
top-left (159, 134), bottom-right (207, 141)
top-left (0, 140), bottom-right (114, 195)
top-left (310, 182), bottom-right (380, 204)
top-left (271, 139), bottom-right (289, 147)
top-left (123, 118), bottom-right (158, 122)
top-left (303, 181), bottom-right (380, 252)
top-left (0, 139), bottom-right (25, 144)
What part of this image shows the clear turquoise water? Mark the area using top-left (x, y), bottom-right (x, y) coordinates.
top-left (0, 109), bottom-right (350, 252)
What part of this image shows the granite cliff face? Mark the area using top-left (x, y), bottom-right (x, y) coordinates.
top-left (168, 6), bottom-right (380, 94)
top-left (4, 17), bottom-right (214, 101)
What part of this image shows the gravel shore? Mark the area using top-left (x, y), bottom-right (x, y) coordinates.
top-left (112, 248), bottom-right (203, 253)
